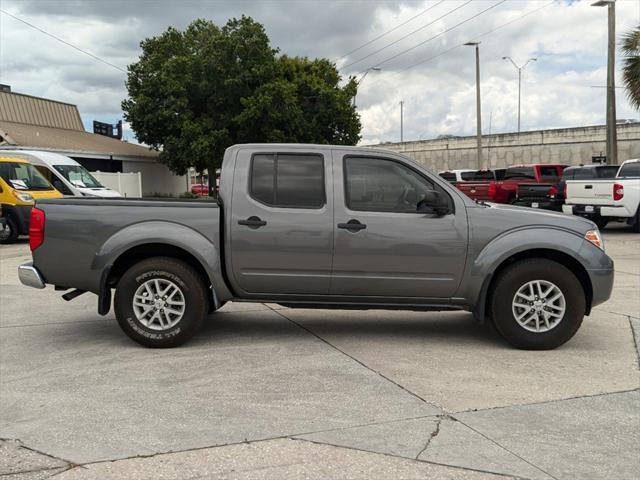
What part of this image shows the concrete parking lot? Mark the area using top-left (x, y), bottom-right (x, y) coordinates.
top-left (1, 225), bottom-right (638, 479)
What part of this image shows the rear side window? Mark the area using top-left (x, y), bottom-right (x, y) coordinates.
top-left (249, 153), bottom-right (325, 208)
top-left (461, 170), bottom-right (495, 181)
top-left (439, 172), bottom-right (456, 182)
top-left (617, 162), bottom-right (640, 178)
top-left (504, 167), bottom-right (535, 180)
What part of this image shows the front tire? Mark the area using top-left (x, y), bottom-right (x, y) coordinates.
top-left (114, 257), bottom-right (207, 348)
top-left (0, 217), bottom-right (19, 244)
top-left (490, 259), bottom-right (586, 350)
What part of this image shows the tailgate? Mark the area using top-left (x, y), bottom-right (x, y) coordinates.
top-left (456, 182), bottom-right (491, 201)
top-left (517, 183), bottom-right (552, 201)
top-left (565, 180), bottom-right (613, 205)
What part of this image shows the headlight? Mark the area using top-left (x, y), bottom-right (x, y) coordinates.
top-left (584, 229), bottom-right (604, 250)
top-left (12, 190), bottom-right (34, 203)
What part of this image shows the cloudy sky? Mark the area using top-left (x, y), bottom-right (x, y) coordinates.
top-left (0, 0), bottom-right (638, 145)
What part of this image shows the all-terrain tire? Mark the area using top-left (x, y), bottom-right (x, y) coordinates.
top-left (490, 258), bottom-right (586, 350)
top-left (114, 257), bottom-right (207, 348)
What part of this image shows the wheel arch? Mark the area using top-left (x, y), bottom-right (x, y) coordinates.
top-left (475, 248), bottom-right (593, 322)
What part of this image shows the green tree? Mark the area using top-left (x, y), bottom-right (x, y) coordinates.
top-left (122, 16), bottom-right (360, 186)
top-left (621, 25), bottom-right (640, 110)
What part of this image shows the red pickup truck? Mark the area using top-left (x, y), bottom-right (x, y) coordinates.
top-left (456, 164), bottom-right (567, 204)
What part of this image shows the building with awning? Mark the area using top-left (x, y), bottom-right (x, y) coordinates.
top-left (0, 86), bottom-right (188, 195)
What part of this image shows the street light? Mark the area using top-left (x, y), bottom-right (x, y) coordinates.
top-left (592, 0), bottom-right (618, 165)
top-left (353, 67), bottom-right (381, 108)
top-left (502, 56), bottom-right (537, 133)
top-left (465, 42), bottom-right (482, 169)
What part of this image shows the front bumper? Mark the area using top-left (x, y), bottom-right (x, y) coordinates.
top-left (18, 263), bottom-right (46, 289)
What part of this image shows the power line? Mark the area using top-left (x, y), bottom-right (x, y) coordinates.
top-left (341, 0), bottom-right (473, 70)
top-left (335, 0), bottom-right (445, 62)
top-left (394, 0), bottom-right (554, 75)
top-left (0, 8), bottom-right (127, 73)
top-left (366, 0), bottom-right (507, 73)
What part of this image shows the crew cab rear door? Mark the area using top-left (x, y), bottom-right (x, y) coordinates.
top-left (229, 147), bottom-right (334, 295)
top-left (330, 150), bottom-right (468, 298)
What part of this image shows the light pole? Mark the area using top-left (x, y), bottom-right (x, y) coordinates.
top-left (353, 67), bottom-right (381, 108)
top-left (400, 100), bottom-right (404, 143)
top-left (592, 0), bottom-right (618, 165)
top-left (465, 42), bottom-right (482, 169)
top-left (502, 56), bottom-right (537, 133)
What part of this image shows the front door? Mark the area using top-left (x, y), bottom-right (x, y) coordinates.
top-left (229, 148), bottom-right (334, 295)
top-left (330, 153), bottom-right (468, 298)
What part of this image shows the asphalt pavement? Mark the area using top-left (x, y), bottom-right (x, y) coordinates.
top-left (1, 224), bottom-right (638, 479)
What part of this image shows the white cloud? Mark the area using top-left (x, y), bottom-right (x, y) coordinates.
top-left (0, 0), bottom-right (638, 146)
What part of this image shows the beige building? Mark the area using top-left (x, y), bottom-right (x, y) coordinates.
top-left (376, 122), bottom-right (640, 172)
top-left (0, 86), bottom-right (188, 195)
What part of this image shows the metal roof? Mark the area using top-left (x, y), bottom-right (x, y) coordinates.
top-left (0, 91), bottom-right (84, 131)
top-left (0, 121), bottom-right (158, 160)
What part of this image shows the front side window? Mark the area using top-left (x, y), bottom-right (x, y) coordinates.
top-left (539, 166), bottom-right (561, 180)
top-left (345, 157), bottom-right (447, 213)
top-left (249, 153), bottom-right (325, 208)
top-left (504, 167), bottom-right (535, 180)
top-left (0, 162), bottom-right (54, 190)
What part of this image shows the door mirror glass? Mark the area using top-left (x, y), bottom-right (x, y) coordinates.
top-left (417, 191), bottom-right (450, 216)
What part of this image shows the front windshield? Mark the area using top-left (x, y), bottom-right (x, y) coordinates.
top-left (0, 162), bottom-right (54, 190)
top-left (53, 164), bottom-right (103, 188)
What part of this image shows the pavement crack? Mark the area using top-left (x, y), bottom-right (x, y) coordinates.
top-left (266, 305), bottom-right (445, 412)
top-left (451, 418), bottom-right (560, 480)
top-left (414, 415), bottom-right (443, 460)
top-left (629, 315), bottom-right (640, 371)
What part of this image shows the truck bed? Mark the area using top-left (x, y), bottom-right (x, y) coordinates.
top-left (32, 197), bottom-right (220, 295)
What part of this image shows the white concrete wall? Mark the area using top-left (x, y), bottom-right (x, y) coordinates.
top-left (122, 160), bottom-right (188, 197)
top-left (375, 123), bottom-right (640, 172)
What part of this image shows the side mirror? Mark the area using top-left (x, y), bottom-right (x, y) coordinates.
top-left (417, 191), bottom-right (450, 216)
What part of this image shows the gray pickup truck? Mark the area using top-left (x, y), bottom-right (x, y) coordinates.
top-left (19, 144), bottom-right (614, 349)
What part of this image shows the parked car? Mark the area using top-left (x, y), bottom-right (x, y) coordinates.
top-left (19, 144), bottom-right (613, 350)
top-left (457, 164), bottom-right (567, 204)
top-left (0, 150), bottom-right (121, 197)
top-left (0, 155), bottom-right (63, 244)
top-left (191, 184), bottom-right (208, 196)
top-left (563, 159), bottom-right (640, 231)
top-left (515, 165), bottom-right (619, 211)
top-left (438, 169), bottom-right (476, 183)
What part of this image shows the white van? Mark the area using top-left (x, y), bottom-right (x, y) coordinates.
top-left (0, 150), bottom-right (121, 197)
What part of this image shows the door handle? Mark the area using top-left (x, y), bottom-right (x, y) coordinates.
top-left (337, 219), bottom-right (366, 232)
top-left (238, 216), bottom-right (267, 228)
top-left (585, 185), bottom-right (593, 189)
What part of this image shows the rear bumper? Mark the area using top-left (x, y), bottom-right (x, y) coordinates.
top-left (514, 199), bottom-right (563, 211)
top-left (18, 262), bottom-right (46, 289)
top-left (563, 204), bottom-right (634, 219)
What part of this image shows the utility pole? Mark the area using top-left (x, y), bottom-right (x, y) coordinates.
top-left (465, 42), bottom-right (482, 169)
top-left (502, 56), bottom-right (537, 133)
top-left (592, 0), bottom-right (618, 165)
top-left (400, 100), bottom-right (404, 143)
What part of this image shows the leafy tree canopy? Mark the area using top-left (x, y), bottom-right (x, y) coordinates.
top-left (621, 25), bottom-right (640, 110)
top-left (122, 16), bottom-right (361, 176)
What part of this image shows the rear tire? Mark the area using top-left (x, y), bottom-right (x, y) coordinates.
top-left (490, 259), bottom-right (586, 350)
top-left (593, 217), bottom-right (608, 230)
top-left (631, 208), bottom-right (640, 233)
top-left (114, 257), bottom-right (207, 348)
top-left (0, 217), bottom-right (19, 244)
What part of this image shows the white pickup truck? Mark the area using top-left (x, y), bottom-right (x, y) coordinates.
top-left (563, 159), bottom-right (640, 232)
